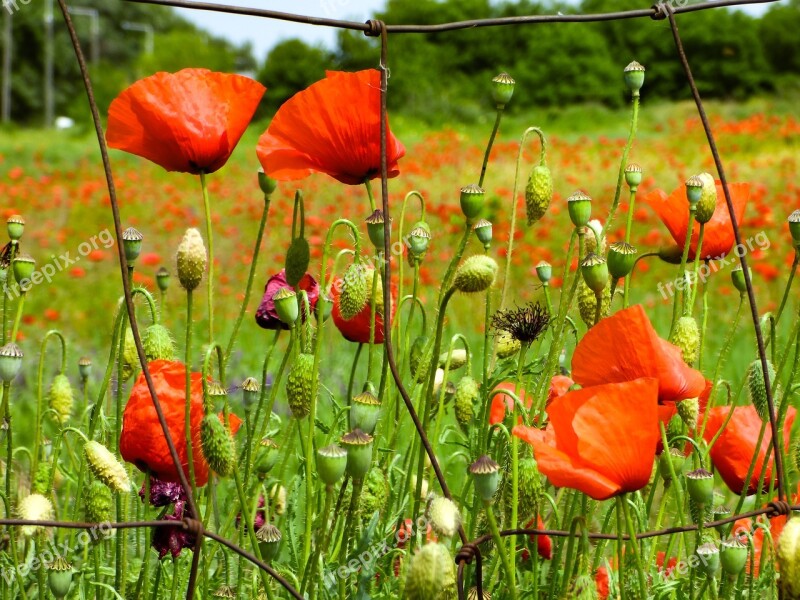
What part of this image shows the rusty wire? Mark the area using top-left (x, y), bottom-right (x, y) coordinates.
top-left (0, 1), bottom-right (786, 599)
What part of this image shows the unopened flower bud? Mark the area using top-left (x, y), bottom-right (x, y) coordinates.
top-left (285, 236), bottom-right (311, 288)
top-left (778, 518), bottom-right (800, 598)
top-left (535, 261), bottom-right (552, 284)
top-left (0, 342), bottom-right (23, 382)
top-left (676, 397), bottom-right (700, 428)
top-left (525, 164), bottom-right (553, 225)
top-left (272, 287), bottom-right (298, 325)
top-left (624, 163), bottom-right (643, 190)
top-left (49, 373), bottom-right (74, 425)
top-left (6, 215), bottom-right (24, 241)
top-left (454, 376), bottom-right (479, 427)
top-left (453, 255), bottom-right (498, 294)
top-left (350, 391), bottom-right (381, 434)
top-left (580, 253), bottom-right (608, 294)
top-left (47, 557), bottom-right (74, 599)
top-left (142, 324), bottom-right (175, 363)
top-left (623, 61), bottom-right (645, 96)
top-left (491, 72), bottom-right (515, 107)
top-left (256, 523), bottom-right (282, 562)
top-left (607, 242), bottom-right (637, 279)
top-left (720, 538), bottom-right (748, 576)
top-left (695, 173), bottom-right (717, 224)
top-left (495, 331), bottom-right (521, 359)
top-left (470, 455), bottom-right (500, 502)
top-left (365, 209), bottom-right (390, 249)
top-left (472, 219), bottom-right (492, 250)
top-left (253, 438), bottom-right (279, 477)
top-left (567, 191), bottom-right (592, 228)
top-left (405, 542), bottom-right (457, 600)
top-left (685, 468), bottom-right (714, 506)
top-left (339, 263), bottom-right (369, 321)
top-left (18, 493), bottom-right (54, 536)
top-left (122, 227), bottom-right (143, 263)
top-left (258, 168), bottom-right (278, 196)
top-left (200, 414), bottom-right (236, 477)
top-left (438, 349), bottom-right (468, 371)
top-left (84, 479), bottom-right (113, 527)
top-left (176, 228), bottom-right (207, 292)
top-left (428, 497), bottom-right (461, 539)
top-left (156, 267), bottom-right (170, 292)
top-left (460, 184), bottom-right (485, 221)
top-left (731, 266), bottom-right (747, 294)
top-left (286, 353), bottom-right (316, 419)
top-left (84, 441), bottom-right (132, 492)
top-left (340, 429), bottom-right (374, 481)
top-left (670, 316), bottom-right (700, 366)
top-left (747, 358), bottom-right (776, 422)
top-left (12, 253), bottom-right (35, 287)
top-left (316, 444), bottom-right (348, 486)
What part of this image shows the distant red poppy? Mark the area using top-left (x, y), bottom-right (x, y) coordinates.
top-left (330, 271), bottom-right (397, 344)
top-left (526, 516), bottom-right (552, 560)
top-left (595, 566), bottom-right (610, 600)
top-left (256, 70), bottom-right (405, 185)
top-left (643, 181), bottom-right (750, 260)
top-left (489, 382), bottom-right (533, 425)
top-left (703, 405), bottom-right (796, 495)
top-left (108, 69), bottom-right (265, 174)
top-left (572, 305), bottom-right (705, 404)
top-left (514, 378), bottom-right (660, 500)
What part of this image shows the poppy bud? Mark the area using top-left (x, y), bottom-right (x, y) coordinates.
top-left (338, 263), bottom-right (369, 321)
top-left (12, 253), bottom-right (35, 287)
top-left (256, 523), bottom-right (282, 562)
top-left (49, 373), bottom-right (74, 425)
top-left (731, 266), bottom-right (747, 294)
top-left (85, 440), bottom-right (132, 493)
top-left (78, 356), bottom-right (92, 382)
top-left (253, 438), bottom-right (279, 477)
top-left (453, 255), bottom-right (498, 294)
top-left (470, 455), bottom-right (500, 502)
top-left (670, 316), bottom-right (700, 366)
top-left (6, 215), bottom-right (24, 242)
top-left (156, 267), bottom-right (170, 292)
top-left (0, 342), bottom-right (23, 382)
top-left (580, 253), bottom-right (608, 294)
top-left (685, 468), bottom-right (714, 506)
top-left (405, 542), bottom-right (457, 600)
top-left (316, 443), bottom-right (348, 486)
top-left (517, 457), bottom-right (543, 520)
top-left (567, 191), bottom-right (592, 228)
top-left (350, 390), bottom-right (381, 434)
top-left (685, 175), bottom-right (704, 207)
top-left (720, 538), bottom-right (748, 575)
top-left (525, 164), bottom-right (553, 225)
top-left (439, 349), bottom-right (468, 371)
top-left (428, 497), bottom-right (461, 539)
top-left (286, 353), bottom-right (316, 419)
top-left (578, 279), bottom-right (610, 328)
top-left (212, 585), bottom-right (236, 598)
top-left (272, 287), bottom-right (298, 325)
top-left (491, 72), bottom-right (515, 108)
top-left (676, 397), bottom-right (700, 429)
top-left (658, 244), bottom-right (684, 264)
top-left (472, 219), bottom-right (493, 250)
top-left (535, 261), bottom-right (552, 284)
top-left (454, 376), bottom-right (479, 427)
top-left (32, 460), bottom-right (51, 495)
top-left (176, 228), bottom-right (207, 292)
top-left (47, 557), bottom-right (74, 599)
top-left (200, 414), bottom-right (235, 477)
top-left (607, 242), bottom-right (637, 279)
top-left (778, 518), bottom-right (800, 598)
top-left (365, 209), bottom-right (390, 249)
top-left (495, 330), bottom-right (521, 359)
top-left (241, 377), bottom-right (260, 412)
top-left (408, 222), bottom-right (432, 258)
top-left (121, 327), bottom-right (139, 382)
top-left (584, 220), bottom-right (606, 255)
top-left (747, 358), bottom-right (776, 422)
top-left (122, 227), bottom-right (143, 263)
top-left (142, 324), bottom-right (175, 363)
top-left (269, 484), bottom-right (287, 515)
top-left (258, 168), bottom-right (278, 196)
top-left (84, 479), bottom-right (113, 526)
top-left (18, 493), bottom-right (54, 536)
top-left (341, 429), bottom-right (374, 481)
top-left (284, 236), bottom-right (310, 288)
top-left (789, 210), bottom-right (800, 248)
top-left (359, 466), bottom-right (389, 525)
top-left (695, 173), bottom-right (717, 224)
top-left (659, 447), bottom-right (686, 481)
top-left (695, 542), bottom-right (720, 577)
top-left (624, 163), bottom-right (643, 190)
top-left (623, 61), bottom-right (645, 96)
top-left (460, 184), bottom-right (485, 221)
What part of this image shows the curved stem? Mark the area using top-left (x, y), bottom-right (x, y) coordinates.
top-left (602, 94), bottom-right (640, 237)
top-left (484, 502), bottom-right (517, 600)
top-left (479, 107), bottom-right (504, 188)
top-left (9, 290), bottom-right (25, 343)
top-left (31, 329), bottom-right (67, 479)
top-left (686, 222), bottom-right (706, 315)
top-left (775, 252), bottom-right (798, 329)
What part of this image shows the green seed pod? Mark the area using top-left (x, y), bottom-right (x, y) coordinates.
top-left (623, 61), bottom-right (645, 96)
top-left (695, 173), bottom-right (717, 224)
top-left (453, 255), bottom-right (498, 294)
top-left (731, 266), bottom-right (747, 294)
top-left (122, 227), bottom-right (143, 264)
top-left (339, 262), bottom-right (369, 321)
top-left (156, 267), bottom-right (170, 293)
top-left (789, 210), bottom-right (800, 248)
top-left (255, 523), bottom-right (282, 562)
top-left (567, 191), bottom-right (592, 228)
top-left (720, 538), bottom-right (748, 576)
top-left (405, 542), bottom-right (457, 600)
top-left (525, 164), bottom-right (553, 225)
top-left (491, 72), bottom-right (515, 108)
top-left (47, 557), bottom-right (74, 599)
top-left (470, 455), bottom-right (500, 503)
top-left (286, 353), bottom-right (316, 419)
top-left (670, 316), bottom-right (700, 366)
top-left (78, 356), bottom-right (92, 382)
top-left (659, 448), bottom-right (686, 482)
top-left (535, 261), bottom-right (552, 284)
top-left (273, 287), bottom-right (298, 325)
top-left (253, 438), bottom-right (279, 478)
top-left (200, 414), bottom-right (235, 477)
top-left (84, 441), bottom-right (132, 492)
top-left (350, 391), bottom-right (381, 434)
top-left (577, 277), bottom-right (610, 327)
top-left (0, 342), bottom-right (23, 382)
top-left (747, 358), bottom-right (776, 422)
top-left (778, 518), bottom-right (800, 598)
top-left (624, 163), bottom-right (643, 190)
top-left (258, 169), bottom-right (278, 196)
top-left (495, 331), bottom-right (521, 359)
top-left (49, 373), bottom-right (74, 426)
top-left (684, 174), bottom-right (704, 207)
top-left (408, 222), bottom-right (432, 258)
top-left (284, 236), bottom-right (310, 288)
top-left (142, 324), bottom-right (175, 363)
top-left (12, 253), bottom-right (35, 287)
top-left (676, 397), bottom-right (700, 429)
top-left (580, 253), bottom-right (608, 294)
top-left (460, 184), bottom-right (485, 221)
top-left (84, 479), bottom-right (113, 526)
top-left (176, 228), bottom-right (207, 292)
top-left (340, 429), bottom-right (374, 481)
top-left (454, 376), bottom-right (479, 428)
top-left (686, 468), bottom-right (714, 506)
top-left (6, 215), bottom-right (25, 241)
top-left (316, 444), bottom-right (347, 486)
top-left (472, 219), bottom-right (493, 250)
top-left (607, 242), bottom-right (637, 280)
top-left (365, 209), bottom-right (390, 249)
top-left (695, 542), bottom-right (720, 577)
top-left (241, 377), bottom-right (260, 412)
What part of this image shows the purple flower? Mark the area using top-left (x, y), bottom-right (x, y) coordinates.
top-left (140, 477), bottom-right (187, 507)
top-left (152, 501), bottom-right (197, 559)
top-left (255, 269), bottom-right (320, 330)
top-left (236, 495), bottom-right (266, 531)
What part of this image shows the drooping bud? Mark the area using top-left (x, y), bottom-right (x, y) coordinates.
top-left (156, 267), bottom-right (170, 292)
top-left (623, 60), bottom-right (645, 96)
top-left (778, 518), bottom-right (800, 598)
top-left (670, 316), bottom-right (700, 366)
top-left (472, 219), bottom-right (493, 250)
top-left (286, 353), bottom-right (316, 419)
top-left (607, 242), bottom-right (637, 279)
top-left (121, 327), bottom-right (138, 382)
top-left (439, 349), bottom-right (468, 371)
top-left (84, 479), bottom-right (113, 526)
top-left (454, 376), bottom-right (479, 427)
top-left (176, 228), bottom-right (207, 292)
top-left (695, 542), bottom-right (720, 577)
top-left (470, 455), bottom-right (500, 502)
top-left (720, 538), bottom-right (748, 576)
top-left (453, 255), bottom-right (498, 294)
top-left (256, 523), bottom-right (282, 562)
top-left (340, 429), bottom-right (374, 481)
top-left (18, 493), bottom-right (54, 536)
top-left (405, 542), bottom-right (457, 600)
top-left (272, 287), bottom-right (298, 325)
top-left (580, 253), bottom-right (608, 294)
top-left (253, 438), bottom-right (279, 478)
top-left (285, 236), bottom-right (311, 288)
top-left (695, 173), bottom-right (717, 224)
top-left (491, 72), bottom-right (515, 108)
top-left (365, 209), bottom-right (390, 249)
top-left (0, 342), bottom-right (23, 382)
top-left (241, 377), bottom-right (260, 412)
top-left (200, 414), bottom-right (235, 477)
top-left (78, 356), bottom-right (92, 382)
top-left (460, 184), bottom-right (485, 221)
top-left (525, 164), bottom-right (553, 225)
top-left (49, 373), bottom-right (74, 425)
top-left (676, 397), bottom-right (700, 429)
top-left (408, 222), bottom-right (432, 258)
top-left (47, 557), bottom-right (74, 599)
top-left (428, 497), bottom-right (461, 539)
top-left (747, 358), bottom-right (776, 422)
top-left (731, 266), bottom-right (747, 294)
top-left (350, 391), bottom-right (381, 434)
top-left (495, 331), bottom-right (521, 359)
top-left (142, 324), bottom-right (175, 363)
top-left (339, 262), bottom-right (369, 321)
top-left (122, 227), bottom-right (143, 264)
top-left (258, 168), bottom-right (278, 196)
top-left (567, 191), bottom-right (592, 228)
top-left (789, 210), bottom-right (800, 248)
top-left (685, 175), bottom-right (704, 207)
top-left (12, 253), bottom-right (35, 287)
top-left (84, 441), bottom-right (132, 493)
top-left (535, 261), bottom-right (552, 284)
top-left (624, 163), bottom-right (643, 190)
top-left (685, 468), bottom-right (714, 506)
top-left (316, 444), bottom-right (348, 486)
top-left (6, 215), bottom-right (24, 241)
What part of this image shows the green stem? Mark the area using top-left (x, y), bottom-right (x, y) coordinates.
top-left (9, 290), bottom-right (25, 343)
top-left (184, 290), bottom-right (197, 497)
top-left (775, 253), bottom-right (798, 328)
top-left (686, 223), bottom-right (706, 315)
top-left (338, 478), bottom-right (364, 599)
top-left (200, 171), bottom-right (214, 345)
top-left (31, 330), bottom-right (67, 480)
top-left (479, 107), bottom-right (504, 188)
top-left (621, 496), bottom-right (648, 599)
top-left (670, 207), bottom-right (696, 337)
top-left (602, 94), bottom-right (640, 237)
top-left (485, 502), bottom-right (517, 600)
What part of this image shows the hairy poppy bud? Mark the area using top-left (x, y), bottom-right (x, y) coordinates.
top-left (272, 287), bottom-right (298, 325)
top-left (408, 222), bottom-right (432, 258)
top-left (156, 267), bottom-right (170, 292)
top-left (747, 358), bottom-right (776, 422)
top-left (350, 391), bottom-right (381, 434)
top-left (731, 266), bottom-right (747, 294)
top-left (567, 191), bottom-right (592, 228)
top-left (578, 275), bottom-right (610, 327)
top-left (454, 376), bottom-right (479, 427)
top-left (470, 455), bottom-right (500, 502)
top-left (439, 349), bottom-right (468, 371)
top-left (517, 457), bottom-right (543, 521)
top-left (316, 444), bottom-right (347, 486)
top-left (49, 373), bottom-right (74, 425)
top-left (696, 542), bottom-right (720, 577)
top-left (623, 61), bottom-right (645, 96)
top-left (670, 316), bottom-right (700, 366)
top-left (0, 342), bottom-right (23, 382)
top-left (253, 438), bottom-right (279, 477)
top-left (285, 237), bottom-right (311, 288)
top-left (6, 215), bottom-right (24, 241)
top-left (789, 210), bottom-right (800, 248)
top-left (453, 255), bottom-right (498, 293)
top-left (584, 220), bottom-right (606, 255)
top-left (256, 523), bottom-right (282, 562)
top-left (12, 253), bottom-right (35, 287)
top-left (365, 209), bottom-right (390, 249)
top-left (720, 538), bottom-right (748, 575)
top-left (525, 164), bottom-right (553, 225)
top-left (121, 327), bottom-right (139, 382)
top-left (339, 263), bottom-right (369, 321)
top-left (286, 353), bottom-right (316, 419)
top-left (659, 447), bottom-right (686, 482)
top-left (607, 242), bottom-right (637, 279)
top-left (85, 441), bottom-right (132, 492)
top-left (405, 542), bottom-right (457, 600)
top-left (359, 467), bottom-right (389, 525)
top-left (624, 163), bottom-right (643, 190)
top-left (122, 227), bottom-right (143, 264)
top-left (428, 497), bottom-right (461, 539)
top-left (142, 324), bottom-right (175, 363)
top-left (495, 331), bottom-right (521, 359)
top-left (535, 261), bottom-right (552, 284)
top-left (258, 169), bottom-right (278, 196)
top-left (778, 518), bottom-right (800, 598)
top-left (241, 377), bottom-right (260, 412)
top-left (84, 479), bottom-right (113, 525)
top-left (47, 557), bottom-right (74, 599)
top-left (460, 184), bottom-right (485, 221)
top-left (176, 228), bottom-right (207, 292)
top-left (695, 173), bottom-right (717, 224)
top-left (686, 468), bottom-right (714, 506)
top-left (676, 397), bottom-right (700, 429)
top-left (472, 219), bottom-right (493, 250)
top-left (18, 493), bottom-right (54, 536)
top-left (491, 72), bottom-right (515, 108)
top-left (341, 429), bottom-right (374, 480)
top-left (200, 414), bottom-right (235, 477)
top-left (685, 175), bottom-right (704, 207)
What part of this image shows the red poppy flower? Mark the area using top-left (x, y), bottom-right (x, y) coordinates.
top-left (108, 69), bottom-right (265, 174)
top-left (656, 551), bottom-right (678, 577)
top-left (703, 404), bottom-right (796, 495)
top-left (526, 516), bottom-right (552, 560)
top-left (572, 305), bottom-right (705, 404)
top-left (120, 360), bottom-right (242, 487)
top-left (547, 375), bottom-right (574, 405)
top-left (330, 272), bottom-right (397, 344)
top-left (256, 70), bottom-right (405, 185)
top-left (255, 269), bottom-right (320, 331)
top-left (489, 382), bottom-right (533, 425)
top-left (513, 378), bottom-right (660, 501)
top-left (595, 566), bottom-right (610, 600)
top-left (643, 181), bottom-right (750, 260)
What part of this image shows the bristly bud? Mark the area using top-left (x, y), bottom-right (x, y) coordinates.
top-left (200, 414), bottom-right (235, 477)
top-left (491, 301), bottom-right (550, 344)
top-left (695, 173), bottom-right (717, 224)
top-left (256, 523), bottom-right (282, 562)
top-left (6, 215), bottom-right (25, 242)
top-left (365, 209), bottom-right (390, 249)
top-left (258, 168), bottom-right (278, 196)
top-left (316, 444), bottom-right (348, 486)
top-left (491, 72), bottom-right (515, 108)
top-left (695, 542), bottom-right (720, 577)
top-left (272, 287), bottom-right (298, 325)
top-left (176, 228), bottom-right (207, 292)
top-left (676, 397), bottom-right (700, 429)
top-left (567, 191), bottom-right (592, 228)
top-left (339, 262), bottom-right (369, 320)
top-left (84, 479), bottom-right (113, 526)
top-left (408, 221), bottom-right (432, 258)
top-left (670, 316), bottom-right (700, 366)
top-left (778, 518), bottom-right (800, 598)
top-left (789, 209), bottom-right (800, 247)
top-left (623, 60), bottom-right (645, 96)
top-left (253, 437), bottom-right (279, 477)
top-left (607, 242), bottom-right (637, 279)
top-left (624, 163), bottom-right (643, 190)
top-left (685, 468), bottom-right (714, 506)
top-left (580, 253), bottom-right (608, 294)
top-left (405, 542), bottom-right (457, 600)
top-left (472, 219), bottom-right (493, 250)
top-left (453, 255), bottom-right (498, 293)
top-left (286, 353), bottom-right (316, 419)
top-left (747, 358), bottom-right (776, 422)
top-left (731, 266), bottom-right (747, 294)
top-left (460, 184), bottom-right (485, 221)
top-left (84, 441), bottom-right (132, 493)
top-left (517, 457), bottom-right (543, 521)
top-left (12, 252), bottom-right (35, 287)
top-left (454, 376), bottom-right (479, 427)
top-left (428, 497), bottom-right (462, 539)
top-left (47, 556), bottom-right (74, 599)
top-left (535, 260), bottom-right (552, 284)
top-left (578, 278), bottom-right (610, 327)
top-left (340, 429), bottom-right (374, 481)
top-left (470, 455), bottom-right (500, 502)
top-left (241, 377), bottom-right (260, 412)
top-left (78, 356), bottom-right (92, 382)
top-left (156, 267), bottom-right (170, 292)
top-left (525, 164), bottom-right (553, 225)
top-left (659, 447), bottom-right (686, 482)
top-left (495, 331), bottom-right (521, 359)
top-left (49, 373), bottom-right (74, 425)
top-left (285, 236), bottom-right (311, 288)
top-left (121, 327), bottom-right (138, 382)
top-left (350, 391), bottom-right (381, 434)
top-left (685, 175), bottom-right (704, 207)
top-left (0, 342), bottom-right (23, 382)
top-left (142, 324), bottom-right (175, 363)
top-left (122, 227), bottom-right (143, 263)
top-left (720, 538), bottom-right (748, 575)
top-left (18, 493), bottom-right (54, 536)
top-left (438, 349), bottom-right (468, 371)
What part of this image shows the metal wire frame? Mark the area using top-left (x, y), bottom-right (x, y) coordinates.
top-left (0, 0), bottom-right (783, 599)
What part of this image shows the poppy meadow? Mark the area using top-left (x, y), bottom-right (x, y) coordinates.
top-left (0, 58), bottom-right (799, 600)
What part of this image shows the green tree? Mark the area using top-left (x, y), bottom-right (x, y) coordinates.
top-left (258, 39), bottom-right (332, 113)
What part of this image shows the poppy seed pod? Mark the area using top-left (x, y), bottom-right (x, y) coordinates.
top-left (350, 391), bottom-right (381, 434)
top-left (6, 215), bottom-right (24, 241)
top-left (460, 184), bottom-right (485, 221)
top-left (241, 377), bottom-right (260, 412)
top-left (470, 455), bottom-right (500, 502)
top-left (789, 210), bottom-right (800, 247)
top-left (535, 261), bottom-right (552, 284)
top-left (142, 324), bottom-right (175, 363)
top-left (472, 219), bottom-right (493, 250)
top-left (78, 356), bottom-right (92, 382)
top-left (176, 228), bottom-right (207, 292)
top-left (438, 349), bottom-right (468, 371)
top-left (0, 342), bottom-right (23, 382)
top-left (695, 173), bottom-right (717, 224)
top-left (405, 542), bottom-right (457, 600)
top-left (12, 253), bottom-right (35, 287)
top-left (495, 331), bottom-right (521, 359)
top-left (720, 538), bottom-right (748, 576)
top-left (567, 191), bottom-right (592, 228)
top-left (491, 72), bottom-right (515, 107)
top-left (658, 447), bottom-right (686, 481)
top-left (685, 468), bottom-right (714, 506)
top-left (623, 60), bottom-right (645, 96)
top-left (272, 287), bottom-right (298, 325)
top-left (253, 438), bottom-right (279, 477)
top-left (316, 443), bottom-right (348, 486)
top-left (284, 236), bottom-right (311, 288)
top-left (258, 168), bottom-right (278, 196)
top-left (212, 585), bottom-right (236, 599)
top-left (49, 373), bottom-right (74, 425)
top-left (453, 255), bottom-right (498, 294)
top-left (607, 242), bottom-right (638, 279)
top-left (256, 523), bottom-right (282, 562)
top-left (47, 557), bottom-right (74, 599)
top-left (670, 316), bottom-right (700, 366)
top-left (200, 413), bottom-right (235, 477)
top-left (122, 227), bottom-right (143, 263)
top-left (731, 266), bottom-right (747, 294)
top-left (778, 518), bottom-right (800, 598)
top-left (338, 263), bottom-right (369, 321)
top-left (580, 253), bottom-right (608, 294)
top-left (84, 441), bottom-right (132, 493)
top-left (695, 542), bottom-right (720, 577)
top-left (684, 175), bottom-right (704, 207)
top-left (156, 267), bottom-right (170, 292)
top-left (340, 429), bottom-right (374, 481)
top-left (18, 493), bottom-right (54, 536)
top-left (408, 223), bottom-right (432, 258)
top-left (747, 358), bottom-right (776, 422)
top-left (286, 353), bottom-right (317, 419)
top-left (624, 163), bottom-right (643, 190)
top-left (525, 164), bottom-right (553, 225)
top-left (428, 497), bottom-right (462, 539)
top-left (365, 209), bottom-right (390, 249)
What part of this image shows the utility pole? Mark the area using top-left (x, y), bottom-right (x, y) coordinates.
top-left (2, 6), bottom-right (11, 123)
top-left (44, 0), bottom-right (53, 127)
top-left (122, 22), bottom-right (154, 55)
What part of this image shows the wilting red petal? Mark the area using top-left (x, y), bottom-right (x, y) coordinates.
top-left (257, 70), bottom-right (405, 185)
top-left (108, 69), bottom-right (265, 174)
top-left (526, 516), bottom-right (552, 560)
top-left (572, 305), bottom-right (705, 404)
top-left (547, 375), bottom-right (574, 405)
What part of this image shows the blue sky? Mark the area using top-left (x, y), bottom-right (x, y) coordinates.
top-left (178, 0), bottom-right (778, 62)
